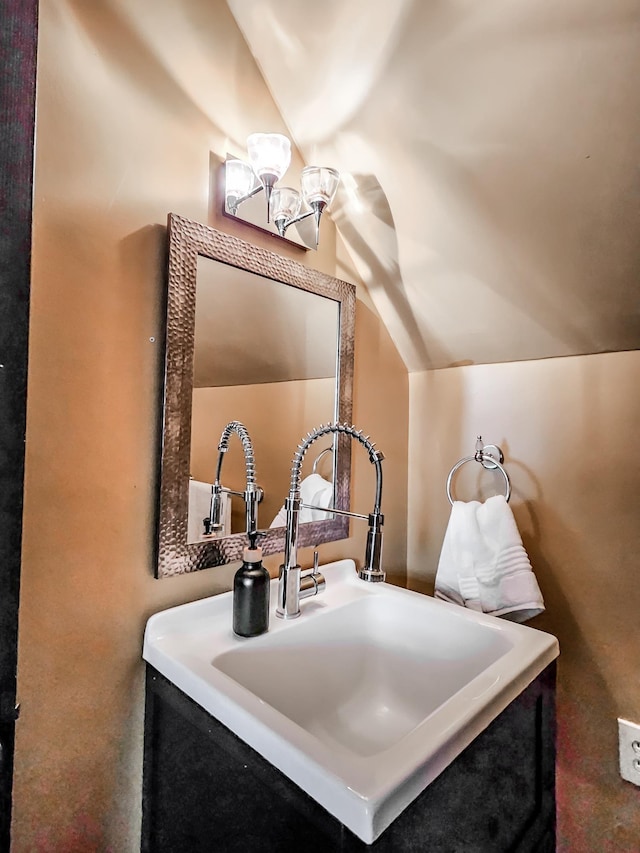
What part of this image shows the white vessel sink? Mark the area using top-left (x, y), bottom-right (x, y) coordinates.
top-left (143, 559), bottom-right (558, 844)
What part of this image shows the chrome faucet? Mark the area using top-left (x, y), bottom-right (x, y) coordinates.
top-left (276, 422), bottom-right (385, 620)
top-left (206, 421), bottom-right (263, 538)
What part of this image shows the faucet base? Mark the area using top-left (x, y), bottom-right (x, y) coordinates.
top-left (275, 609), bottom-right (301, 620)
top-left (276, 568), bottom-right (326, 619)
top-left (358, 568), bottom-right (386, 583)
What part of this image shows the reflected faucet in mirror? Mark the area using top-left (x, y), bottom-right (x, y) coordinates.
top-left (277, 423), bottom-right (385, 620)
top-left (206, 421), bottom-right (263, 540)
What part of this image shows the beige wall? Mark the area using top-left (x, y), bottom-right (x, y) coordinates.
top-left (408, 350), bottom-right (640, 851)
top-left (13, 1), bottom-right (408, 849)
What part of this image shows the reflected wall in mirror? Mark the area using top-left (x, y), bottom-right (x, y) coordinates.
top-left (157, 214), bottom-right (356, 577)
top-left (190, 258), bottom-right (339, 539)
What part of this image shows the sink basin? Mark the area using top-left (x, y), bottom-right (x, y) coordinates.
top-left (143, 559), bottom-right (558, 843)
top-left (214, 593), bottom-right (513, 758)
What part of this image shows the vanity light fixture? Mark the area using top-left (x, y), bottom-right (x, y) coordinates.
top-left (224, 132), bottom-right (340, 249)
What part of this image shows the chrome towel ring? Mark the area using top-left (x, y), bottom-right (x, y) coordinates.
top-left (446, 436), bottom-right (511, 505)
top-left (311, 446), bottom-right (333, 474)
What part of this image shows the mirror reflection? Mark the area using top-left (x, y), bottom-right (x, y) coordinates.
top-left (188, 258), bottom-right (339, 541)
top-left (156, 214), bottom-right (356, 577)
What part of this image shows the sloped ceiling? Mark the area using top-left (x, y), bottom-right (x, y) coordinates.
top-left (227, 0), bottom-right (640, 370)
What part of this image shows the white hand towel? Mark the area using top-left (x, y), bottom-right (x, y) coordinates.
top-left (300, 473), bottom-right (334, 521)
top-left (188, 480), bottom-right (212, 542)
top-left (269, 473), bottom-right (334, 528)
top-left (434, 494), bottom-right (544, 623)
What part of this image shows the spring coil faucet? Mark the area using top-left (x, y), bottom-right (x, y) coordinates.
top-left (277, 422), bottom-right (385, 619)
top-left (207, 420), bottom-right (263, 538)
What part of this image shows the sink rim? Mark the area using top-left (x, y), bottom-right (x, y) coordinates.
top-left (143, 558), bottom-right (558, 843)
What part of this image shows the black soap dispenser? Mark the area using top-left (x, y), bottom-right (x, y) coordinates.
top-left (233, 532), bottom-right (270, 637)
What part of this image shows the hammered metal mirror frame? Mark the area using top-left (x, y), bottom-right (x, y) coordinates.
top-left (156, 213), bottom-right (356, 577)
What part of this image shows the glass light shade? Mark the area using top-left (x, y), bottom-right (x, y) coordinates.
top-left (300, 166), bottom-right (340, 208)
top-left (246, 133), bottom-right (291, 181)
top-left (225, 159), bottom-right (257, 200)
top-left (269, 187), bottom-right (301, 223)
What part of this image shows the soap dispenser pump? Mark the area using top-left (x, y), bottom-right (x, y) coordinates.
top-left (233, 532), bottom-right (270, 637)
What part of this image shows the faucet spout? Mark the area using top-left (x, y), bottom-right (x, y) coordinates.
top-left (276, 422), bottom-right (385, 619)
top-left (208, 420), bottom-right (263, 537)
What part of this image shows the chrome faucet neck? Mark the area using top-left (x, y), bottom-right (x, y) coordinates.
top-left (209, 420), bottom-right (262, 537)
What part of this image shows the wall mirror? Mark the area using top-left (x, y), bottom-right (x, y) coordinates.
top-left (156, 214), bottom-right (356, 577)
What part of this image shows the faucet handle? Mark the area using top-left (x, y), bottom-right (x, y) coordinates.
top-left (300, 550), bottom-right (326, 599)
top-left (303, 549), bottom-right (322, 578)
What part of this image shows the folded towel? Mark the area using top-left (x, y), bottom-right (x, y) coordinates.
top-left (269, 473), bottom-right (334, 528)
top-left (434, 494), bottom-right (544, 623)
top-left (300, 473), bottom-right (334, 520)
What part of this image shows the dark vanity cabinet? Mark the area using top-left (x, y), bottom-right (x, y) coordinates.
top-left (142, 663), bottom-right (556, 853)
